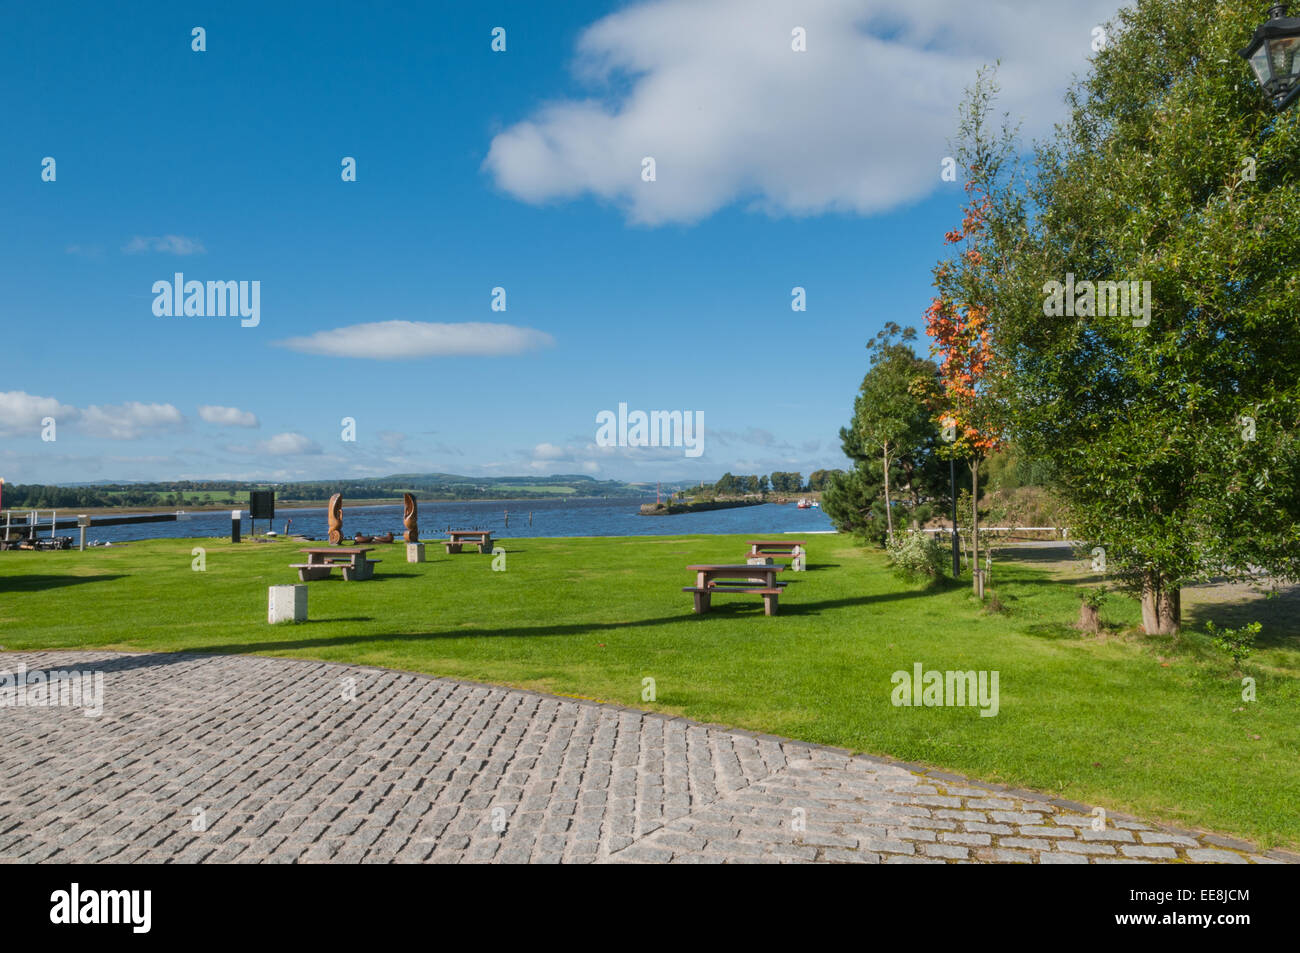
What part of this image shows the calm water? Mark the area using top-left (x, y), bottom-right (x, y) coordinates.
top-left (72, 497), bottom-right (835, 543)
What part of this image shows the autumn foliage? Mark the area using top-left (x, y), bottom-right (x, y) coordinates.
top-left (924, 188), bottom-right (1002, 459)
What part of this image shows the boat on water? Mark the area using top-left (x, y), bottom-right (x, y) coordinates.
top-left (797, 498), bottom-right (812, 509)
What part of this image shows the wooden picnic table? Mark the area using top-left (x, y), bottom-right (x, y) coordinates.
top-left (444, 530), bottom-right (493, 554)
top-left (747, 540), bottom-right (805, 555)
top-left (746, 540), bottom-right (807, 570)
top-left (290, 547), bottom-right (379, 582)
top-left (683, 563), bottom-right (786, 615)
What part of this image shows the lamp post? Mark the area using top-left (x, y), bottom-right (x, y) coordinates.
top-left (941, 417), bottom-right (961, 579)
top-left (1240, 4), bottom-right (1300, 109)
top-left (950, 457), bottom-right (960, 579)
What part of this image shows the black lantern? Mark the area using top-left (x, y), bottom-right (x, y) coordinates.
top-left (1240, 4), bottom-right (1300, 109)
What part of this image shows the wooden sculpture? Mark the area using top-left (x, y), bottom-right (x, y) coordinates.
top-left (403, 493), bottom-right (418, 542)
top-left (327, 493), bottom-right (343, 544)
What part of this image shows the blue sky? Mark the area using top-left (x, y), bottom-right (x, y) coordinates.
top-left (0, 0), bottom-right (1122, 485)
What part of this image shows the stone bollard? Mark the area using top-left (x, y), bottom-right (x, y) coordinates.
top-left (268, 584), bottom-right (307, 624)
top-left (407, 542), bottom-right (425, 563)
top-left (792, 547), bottom-right (807, 571)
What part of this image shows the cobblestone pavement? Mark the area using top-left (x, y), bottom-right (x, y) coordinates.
top-left (0, 652), bottom-right (1293, 864)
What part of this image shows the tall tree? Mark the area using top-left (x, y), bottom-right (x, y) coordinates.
top-left (832, 324), bottom-right (945, 541)
top-left (968, 1), bottom-right (1300, 632)
top-left (926, 73), bottom-right (1009, 593)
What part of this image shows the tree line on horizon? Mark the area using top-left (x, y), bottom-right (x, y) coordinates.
top-left (0, 474), bottom-right (647, 509)
top-left (689, 470), bottom-right (840, 499)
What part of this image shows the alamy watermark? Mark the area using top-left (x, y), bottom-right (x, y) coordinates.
top-left (50, 883), bottom-right (150, 933)
top-left (152, 272), bottom-right (260, 327)
top-left (891, 663), bottom-right (999, 717)
top-left (0, 663), bottom-right (104, 717)
top-left (595, 402), bottom-right (703, 457)
top-left (1042, 273), bottom-right (1151, 327)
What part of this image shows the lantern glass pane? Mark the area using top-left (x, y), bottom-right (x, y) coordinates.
top-left (1268, 35), bottom-right (1300, 78)
top-left (1250, 46), bottom-right (1274, 85)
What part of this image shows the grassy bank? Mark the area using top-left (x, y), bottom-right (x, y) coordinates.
top-left (1, 533), bottom-right (1295, 847)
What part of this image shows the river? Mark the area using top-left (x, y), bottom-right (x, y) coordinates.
top-left (71, 497), bottom-right (836, 543)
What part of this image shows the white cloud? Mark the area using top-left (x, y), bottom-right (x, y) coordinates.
top-left (532, 442), bottom-right (569, 460)
top-left (274, 321), bottom-right (555, 359)
top-left (257, 432), bottom-right (322, 455)
top-left (79, 402), bottom-right (186, 440)
top-left (122, 235), bottom-right (206, 255)
top-left (198, 405), bottom-right (260, 428)
top-left (484, 0), bottom-right (1120, 225)
top-left (0, 391), bottom-right (79, 437)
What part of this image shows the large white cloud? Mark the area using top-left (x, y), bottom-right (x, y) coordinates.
top-left (484, 0), bottom-right (1121, 224)
top-left (0, 392), bottom-right (191, 440)
top-left (274, 321), bottom-right (555, 359)
top-left (0, 391), bottom-right (79, 437)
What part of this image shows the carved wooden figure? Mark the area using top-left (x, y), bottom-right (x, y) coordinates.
top-left (327, 493), bottom-right (343, 544)
top-left (403, 493), bottom-right (418, 542)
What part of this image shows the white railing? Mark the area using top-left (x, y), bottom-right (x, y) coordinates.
top-left (919, 526), bottom-right (1069, 538)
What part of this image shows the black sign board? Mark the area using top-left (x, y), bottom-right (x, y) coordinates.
top-left (249, 490), bottom-right (275, 520)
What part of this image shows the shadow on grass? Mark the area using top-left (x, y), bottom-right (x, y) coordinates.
top-left (9, 588), bottom-right (947, 668)
top-left (1182, 591), bottom-right (1300, 648)
top-left (1020, 622), bottom-right (1084, 641)
top-left (0, 574), bottom-right (127, 593)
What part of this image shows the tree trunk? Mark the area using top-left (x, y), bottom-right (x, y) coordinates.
top-left (1140, 570), bottom-right (1181, 635)
top-left (1157, 581), bottom-right (1181, 636)
top-left (1140, 571), bottom-right (1161, 634)
top-left (900, 461), bottom-right (920, 529)
top-left (1077, 602), bottom-right (1100, 633)
top-left (882, 446), bottom-right (894, 544)
top-left (970, 458), bottom-right (981, 597)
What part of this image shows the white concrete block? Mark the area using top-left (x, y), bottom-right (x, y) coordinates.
top-left (268, 584), bottom-right (307, 623)
top-left (407, 543), bottom-right (425, 563)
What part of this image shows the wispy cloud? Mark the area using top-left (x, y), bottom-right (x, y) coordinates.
top-left (65, 243), bottom-right (105, 258)
top-left (198, 405), bottom-right (260, 428)
top-left (79, 402), bottom-right (186, 440)
top-left (274, 321), bottom-right (555, 359)
top-left (257, 432), bottom-right (322, 455)
top-left (122, 234), bottom-right (207, 255)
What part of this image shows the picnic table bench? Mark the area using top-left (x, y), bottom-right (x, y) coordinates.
top-left (289, 547), bottom-right (381, 582)
top-left (444, 530), bottom-right (493, 554)
top-left (683, 563), bottom-right (786, 616)
top-left (746, 540), bottom-right (806, 570)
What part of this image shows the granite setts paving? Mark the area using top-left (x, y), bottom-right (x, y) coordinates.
top-left (0, 652), bottom-right (1293, 864)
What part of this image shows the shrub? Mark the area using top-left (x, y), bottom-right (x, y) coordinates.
top-left (1205, 621), bottom-right (1260, 671)
top-left (886, 531), bottom-right (946, 582)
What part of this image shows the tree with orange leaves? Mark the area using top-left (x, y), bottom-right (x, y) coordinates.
top-left (925, 73), bottom-right (1009, 595)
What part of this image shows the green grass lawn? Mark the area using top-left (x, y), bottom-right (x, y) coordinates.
top-left (1, 533), bottom-right (1296, 848)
